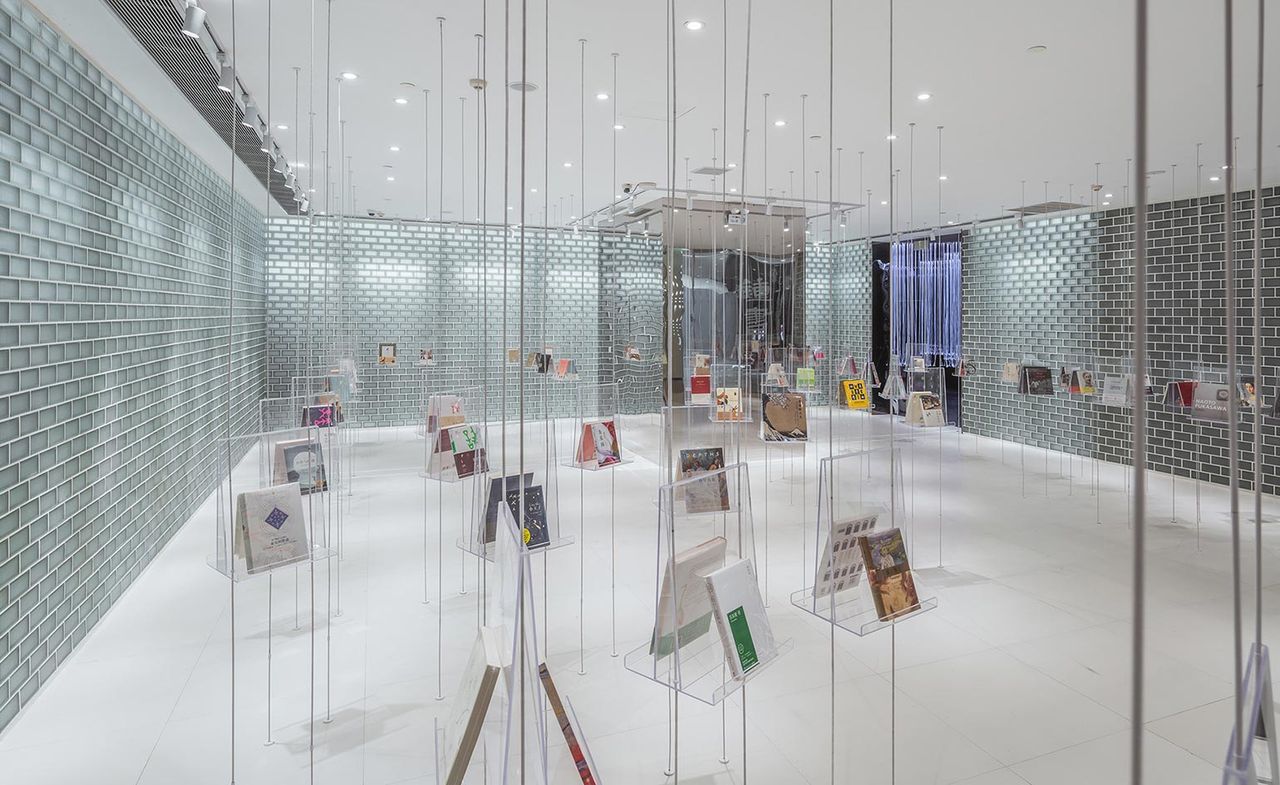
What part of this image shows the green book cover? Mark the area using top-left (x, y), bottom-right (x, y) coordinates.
top-left (726, 606), bottom-right (759, 673)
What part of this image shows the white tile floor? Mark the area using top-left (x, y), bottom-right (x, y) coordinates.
top-left (0, 409), bottom-right (1274, 784)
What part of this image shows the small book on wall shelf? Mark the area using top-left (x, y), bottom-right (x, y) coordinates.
top-left (575, 419), bottom-right (622, 468)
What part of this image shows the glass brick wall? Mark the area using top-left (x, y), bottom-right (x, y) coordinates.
top-left (0, 0), bottom-right (267, 728)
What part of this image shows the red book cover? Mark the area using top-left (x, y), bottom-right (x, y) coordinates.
top-left (690, 375), bottom-right (711, 396)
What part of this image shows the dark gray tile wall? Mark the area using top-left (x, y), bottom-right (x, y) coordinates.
top-left (266, 219), bottom-right (664, 424)
top-left (0, 0), bottom-right (267, 729)
top-left (962, 187), bottom-right (1280, 493)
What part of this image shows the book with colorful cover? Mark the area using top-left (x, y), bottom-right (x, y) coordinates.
top-left (505, 484), bottom-right (550, 548)
top-left (905, 391), bottom-right (944, 427)
top-left (857, 528), bottom-right (920, 621)
top-left (576, 419), bottom-right (621, 467)
top-left (537, 663), bottom-right (598, 785)
top-left (555, 358), bottom-right (571, 380)
top-left (760, 391), bottom-right (808, 441)
top-left (715, 387), bottom-right (743, 421)
top-left (764, 362), bottom-right (788, 388)
top-left (1019, 365), bottom-right (1054, 395)
top-left (482, 473), bottom-right (534, 545)
top-left (705, 558), bottom-right (778, 679)
top-left (378, 342), bottom-right (397, 365)
top-left (235, 483), bottom-right (310, 575)
top-left (272, 438), bottom-right (327, 494)
top-left (448, 423), bottom-right (488, 479)
top-left (1071, 368), bottom-right (1096, 395)
top-left (690, 374), bottom-right (713, 405)
top-left (650, 536), bottom-right (727, 658)
top-left (679, 448), bottom-right (730, 514)
top-left (796, 367), bottom-right (817, 389)
top-left (841, 378), bottom-right (870, 409)
top-left (1165, 380), bottom-right (1196, 407)
top-left (814, 513), bottom-right (879, 598)
top-left (301, 403), bottom-right (337, 428)
top-left (427, 394), bottom-right (466, 433)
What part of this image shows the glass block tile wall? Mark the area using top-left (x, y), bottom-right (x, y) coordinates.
top-left (265, 218), bottom-right (665, 423)
top-left (0, 0), bottom-right (267, 729)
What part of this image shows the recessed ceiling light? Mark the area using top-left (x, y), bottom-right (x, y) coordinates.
top-left (531, 187), bottom-right (538, 193)
top-left (563, 161), bottom-right (573, 168)
top-left (509, 81), bottom-right (539, 92)
top-left (1210, 175), bottom-right (1221, 181)
top-left (275, 123), bottom-right (288, 130)
top-left (390, 145), bottom-right (400, 152)
top-left (684, 19), bottom-right (704, 31)
top-left (886, 134), bottom-right (896, 141)
top-left (880, 200), bottom-right (888, 205)
top-left (939, 175), bottom-right (948, 181)
top-left (394, 97), bottom-right (409, 105)
top-left (613, 123), bottom-right (625, 130)
top-left (596, 92), bottom-right (609, 100)
top-left (1104, 192), bottom-right (1113, 198)
top-left (727, 163), bottom-right (737, 169)
top-left (386, 176), bottom-right (395, 181)
top-left (1026, 45), bottom-right (1048, 54)
top-left (729, 187), bottom-right (738, 193)
top-left (507, 206), bottom-right (513, 210)
top-left (774, 119), bottom-right (786, 127)
top-left (340, 71), bottom-right (358, 80)
top-left (947, 220), bottom-right (955, 225)
top-left (1102, 201), bottom-right (1111, 205)
top-left (917, 92), bottom-right (931, 101)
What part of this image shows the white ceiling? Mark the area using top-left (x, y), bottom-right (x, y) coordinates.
top-left (190, 0), bottom-right (1278, 236)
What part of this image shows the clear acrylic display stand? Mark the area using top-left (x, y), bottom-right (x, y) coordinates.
top-left (208, 427), bottom-right (334, 767)
top-left (1223, 642), bottom-right (1279, 785)
top-left (258, 394), bottom-right (308, 433)
top-left (438, 505), bottom-right (551, 785)
top-left (624, 461), bottom-right (792, 705)
top-left (790, 447), bottom-right (937, 634)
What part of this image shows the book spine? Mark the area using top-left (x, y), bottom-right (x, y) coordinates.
top-left (538, 663), bottom-right (597, 785)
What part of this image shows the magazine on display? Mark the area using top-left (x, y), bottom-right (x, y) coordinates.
top-left (536, 352), bottom-right (553, 374)
top-left (272, 438), bottom-right (327, 494)
top-left (444, 627), bottom-right (505, 785)
top-left (537, 663), bottom-right (598, 785)
top-left (715, 387), bottom-right (743, 421)
top-left (507, 347), bottom-right (521, 365)
top-left (1001, 361), bottom-right (1021, 383)
top-left (858, 528), bottom-right (920, 622)
top-left (1165, 380), bottom-right (1196, 407)
top-left (841, 378), bottom-right (870, 410)
top-left (378, 342), bottom-right (397, 365)
top-left (525, 351), bottom-right (540, 369)
top-left (1099, 374), bottom-right (1130, 406)
top-left (1192, 382), bottom-right (1231, 422)
top-left (1069, 369), bottom-right (1096, 395)
top-left (1019, 365), bottom-right (1054, 395)
top-left (678, 448), bottom-right (730, 514)
top-left (235, 483), bottom-right (310, 575)
top-left (427, 394), bottom-right (466, 433)
top-left (418, 348), bottom-right (436, 367)
top-left (764, 362), bottom-right (788, 388)
top-left (705, 558), bottom-right (778, 680)
top-left (301, 403), bottom-right (337, 428)
top-left (482, 473), bottom-right (534, 545)
top-left (650, 536), bottom-right (728, 657)
top-left (313, 391), bottom-right (345, 423)
top-left (905, 391), bottom-right (945, 427)
top-left (814, 512), bottom-right (879, 599)
top-left (689, 374), bottom-right (713, 405)
top-left (447, 423), bottom-right (488, 479)
top-left (796, 367), bottom-right (817, 389)
top-left (565, 359), bottom-right (580, 381)
top-left (1240, 375), bottom-right (1257, 408)
top-left (575, 419), bottom-right (622, 468)
top-left (761, 391), bottom-right (808, 441)
top-left (1058, 366), bottom-right (1072, 388)
top-left (624, 344), bottom-right (643, 361)
top-left (956, 358), bottom-right (968, 378)
top-left (505, 484), bottom-right (550, 549)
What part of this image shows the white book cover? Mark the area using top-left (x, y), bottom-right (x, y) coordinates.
top-left (236, 483), bottom-right (310, 575)
top-left (705, 558), bottom-right (778, 680)
top-left (444, 626), bottom-right (506, 785)
top-left (764, 362), bottom-right (788, 387)
top-left (814, 512), bottom-right (879, 598)
top-left (1099, 373), bottom-right (1130, 406)
top-left (651, 536), bottom-right (727, 658)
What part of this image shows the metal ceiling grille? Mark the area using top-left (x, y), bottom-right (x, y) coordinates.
top-left (1010, 201), bottom-right (1089, 216)
top-left (102, 0), bottom-right (303, 214)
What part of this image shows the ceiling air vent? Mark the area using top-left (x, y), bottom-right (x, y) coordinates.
top-left (693, 166), bottom-right (730, 176)
top-left (1010, 201), bottom-right (1089, 216)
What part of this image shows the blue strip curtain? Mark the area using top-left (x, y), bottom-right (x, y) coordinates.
top-left (890, 240), bottom-right (962, 367)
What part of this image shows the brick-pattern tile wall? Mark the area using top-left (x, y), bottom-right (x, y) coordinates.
top-left (266, 219), bottom-right (663, 424)
top-left (0, 0), bottom-right (267, 729)
top-left (962, 187), bottom-right (1280, 493)
top-left (805, 241), bottom-right (872, 404)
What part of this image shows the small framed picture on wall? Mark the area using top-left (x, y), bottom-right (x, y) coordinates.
top-left (378, 342), bottom-right (397, 366)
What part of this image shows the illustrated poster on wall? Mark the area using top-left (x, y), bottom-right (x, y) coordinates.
top-left (418, 348), bottom-right (436, 367)
top-left (378, 342), bottom-right (398, 365)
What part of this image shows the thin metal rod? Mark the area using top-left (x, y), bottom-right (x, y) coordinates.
top-left (1251, 0), bottom-right (1265, 649)
top-left (1131, 0), bottom-right (1148, 781)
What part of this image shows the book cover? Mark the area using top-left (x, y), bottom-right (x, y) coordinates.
top-left (911, 356), bottom-right (926, 372)
top-left (590, 420), bottom-right (621, 466)
top-left (1074, 369), bottom-right (1096, 394)
top-left (814, 513), bottom-right (879, 598)
top-left (272, 438), bottom-right (327, 494)
top-left (624, 345), bottom-right (642, 361)
top-left (1099, 374), bottom-right (1130, 406)
top-left (689, 374), bottom-right (712, 404)
top-left (313, 391), bottom-right (344, 423)
top-left (906, 391), bottom-right (944, 426)
top-left (537, 663), bottom-right (598, 785)
top-left (448, 424), bottom-right (488, 479)
top-left (679, 448), bottom-right (730, 514)
top-left (955, 358), bottom-right (968, 378)
top-left (693, 353), bottom-right (712, 374)
top-left (857, 528), bottom-right (920, 621)
top-left (301, 403), bottom-right (336, 428)
top-left (650, 536), bottom-right (727, 657)
top-left (378, 342), bottom-right (397, 365)
top-left (505, 484), bottom-right (550, 548)
top-left (556, 358), bottom-right (571, 380)
top-left (444, 627), bottom-right (505, 785)
top-left (507, 347), bottom-right (521, 365)
top-left (418, 348), bottom-right (436, 367)
top-left (483, 473), bottom-right (534, 545)
top-left (1192, 382), bottom-right (1231, 421)
top-left (796, 367), bottom-right (816, 389)
top-left (868, 361), bottom-right (881, 388)
top-left (842, 378), bottom-right (870, 409)
top-left (1001, 361), bottom-right (1021, 383)
top-left (566, 359), bottom-right (579, 381)
top-left (761, 391), bottom-right (808, 441)
top-left (1059, 366), bottom-right (1074, 389)
top-left (764, 363), bottom-right (788, 388)
top-left (236, 483), bottom-right (310, 575)
top-left (536, 352), bottom-right (553, 374)
top-left (427, 394), bottom-right (466, 433)
top-left (1165, 380), bottom-right (1196, 407)
top-left (525, 351), bottom-right (540, 368)
top-left (705, 558), bottom-right (778, 680)
top-left (1240, 376), bottom-right (1257, 407)
top-left (715, 387), bottom-right (743, 421)
top-left (1021, 365), bottom-right (1054, 395)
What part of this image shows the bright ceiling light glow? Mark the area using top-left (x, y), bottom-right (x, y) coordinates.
top-left (684, 19), bottom-right (704, 30)
top-left (386, 176), bottom-right (395, 182)
top-left (340, 71), bottom-right (358, 80)
top-left (531, 188), bottom-right (538, 193)
top-left (563, 161), bottom-right (573, 168)
top-left (916, 92), bottom-right (931, 101)
top-left (1102, 201), bottom-right (1111, 205)
top-left (938, 175), bottom-right (948, 181)
top-left (1104, 193), bottom-right (1113, 198)
top-left (596, 92), bottom-right (609, 100)
top-left (613, 124), bottom-right (624, 130)
top-left (276, 124), bottom-right (288, 130)
top-left (389, 145), bottom-right (400, 152)
top-left (727, 163), bottom-right (737, 168)
top-left (394, 97), bottom-right (409, 105)
top-left (729, 187), bottom-right (738, 193)
top-left (1210, 175), bottom-right (1221, 181)
top-left (774, 119), bottom-right (786, 127)
top-left (880, 200), bottom-right (888, 205)
top-left (886, 134), bottom-right (896, 141)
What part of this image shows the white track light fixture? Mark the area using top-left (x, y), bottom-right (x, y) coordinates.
top-left (259, 128), bottom-right (271, 154)
top-left (241, 97), bottom-right (257, 128)
top-left (216, 52), bottom-right (234, 93)
top-left (272, 146), bottom-right (286, 173)
top-left (181, 0), bottom-right (205, 38)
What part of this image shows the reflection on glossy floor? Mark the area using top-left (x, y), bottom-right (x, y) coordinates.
top-left (0, 409), bottom-right (1269, 784)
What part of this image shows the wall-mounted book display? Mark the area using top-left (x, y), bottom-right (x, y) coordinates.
top-left (625, 461), bottom-right (792, 706)
top-left (790, 447), bottom-right (936, 636)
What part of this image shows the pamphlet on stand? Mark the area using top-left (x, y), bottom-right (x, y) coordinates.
top-left (565, 381), bottom-right (631, 471)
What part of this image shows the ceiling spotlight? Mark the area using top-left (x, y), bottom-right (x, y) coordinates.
top-left (181, 0), bottom-right (206, 38)
top-left (938, 175), bottom-right (948, 181)
top-left (563, 161), bottom-right (573, 168)
top-left (259, 131), bottom-right (271, 154)
top-left (1104, 192), bottom-right (1113, 198)
top-left (507, 206), bottom-right (513, 211)
top-left (340, 71), bottom-right (358, 80)
top-left (217, 52), bottom-right (234, 92)
top-left (727, 163), bottom-right (737, 169)
top-left (389, 145), bottom-right (401, 152)
top-left (531, 187), bottom-right (538, 193)
top-left (729, 187), bottom-right (738, 193)
top-left (240, 98), bottom-right (257, 127)
top-left (613, 123), bottom-right (625, 130)
top-left (394, 97), bottom-right (409, 105)
top-left (386, 176), bottom-right (395, 182)
top-left (1210, 175), bottom-right (1221, 181)
top-left (880, 199), bottom-right (888, 205)
top-left (947, 220), bottom-right (955, 225)
top-left (596, 92), bottom-right (609, 101)
top-left (886, 133), bottom-right (897, 141)
top-left (1102, 201), bottom-right (1111, 205)
top-left (275, 123), bottom-right (288, 130)
top-left (684, 19), bottom-right (705, 31)
top-left (916, 92), bottom-right (931, 101)
top-left (783, 224), bottom-right (790, 233)
top-left (774, 119), bottom-right (787, 127)
top-left (273, 152), bottom-right (286, 174)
